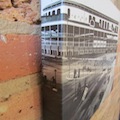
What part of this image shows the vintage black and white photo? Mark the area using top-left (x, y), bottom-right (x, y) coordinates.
top-left (41, 0), bottom-right (120, 120)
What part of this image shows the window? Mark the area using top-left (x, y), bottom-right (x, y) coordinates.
top-left (89, 16), bottom-right (95, 27)
top-left (68, 38), bottom-right (73, 46)
top-left (101, 32), bottom-right (103, 37)
top-left (106, 22), bottom-right (108, 29)
top-left (67, 50), bottom-right (72, 57)
top-left (45, 26), bottom-right (49, 31)
top-left (89, 42), bottom-right (93, 47)
top-left (52, 10), bottom-right (55, 15)
top-left (51, 25), bottom-right (57, 32)
top-left (74, 27), bottom-right (79, 35)
top-left (85, 41), bottom-right (88, 46)
top-left (58, 25), bottom-right (61, 33)
top-left (48, 12), bottom-right (51, 16)
top-left (41, 27), bottom-right (44, 31)
top-left (80, 28), bottom-right (84, 35)
top-left (68, 9), bottom-right (70, 18)
top-left (99, 19), bottom-right (101, 27)
top-left (115, 26), bottom-right (118, 33)
top-left (102, 21), bottom-right (104, 29)
top-left (94, 31), bottom-right (97, 37)
top-left (111, 24), bottom-right (114, 31)
top-left (51, 50), bottom-right (52, 55)
top-left (58, 51), bottom-right (61, 56)
top-left (58, 24), bottom-right (66, 33)
top-left (74, 38), bottom-right (79, 46)
top-left (105, 22), bottom-right (106, 29)
top-left (45, 49), bottom-right (47, 54)
top-left (90, 20), bottom-right (95, 26)
top-left (68, 25), bottom-right (73, 33)
top-left (42, 49), bottom-right (44, 53)
top-left (93, 17), bottom-right (95, 21)
top-left (107, 23), bottom-right (109, 30)
top-left (51, 38), bottom-right (57, 45)
top-left (104, 33), bottom-right (107, 37)
top-left (89, 30), bottom-right (94, 35)
top-left (57, 9), bottom-right (61, 15)
top-left (85, 29), bottom-right (90, 34)
top-left (98, 32), bottom-right (101, 37)
top-left (59, 38), bottom-right (63, 46)
top-left (89, 15), bottom-right (92, 22)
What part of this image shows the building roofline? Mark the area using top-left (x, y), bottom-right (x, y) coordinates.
top-left (43, 1), bottom-right (61, 11)
top-left (43, 0), bottom-right (119, 24)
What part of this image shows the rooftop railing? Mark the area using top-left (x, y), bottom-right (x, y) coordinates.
top-left (41, 14), bottom-right (68, 23)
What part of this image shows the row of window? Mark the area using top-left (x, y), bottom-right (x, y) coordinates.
top-left (45, 8), bottom-right (70, 17)
top-left (42, 48), bottom-right (116, 57)
top-left (41, 25), bottom-right (117, 38)
top-left (42, 40), bottom-right (117, 48)
top-left (45, 9), bottom-right (61, 16)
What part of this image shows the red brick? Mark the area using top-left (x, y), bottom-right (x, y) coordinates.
top-left (0, 34), bottom-right (41, 82)
top-left (0, 85), bottom-right (42, 120)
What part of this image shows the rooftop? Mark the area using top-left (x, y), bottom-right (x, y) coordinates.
top-left (43, 0), bottom-right (119, 24)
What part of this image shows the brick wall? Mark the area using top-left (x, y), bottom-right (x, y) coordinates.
top-left (0, 1), bottom-right (42, 120)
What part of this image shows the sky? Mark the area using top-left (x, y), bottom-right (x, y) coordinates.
top-left (41, 0), bottom-right (120, 22)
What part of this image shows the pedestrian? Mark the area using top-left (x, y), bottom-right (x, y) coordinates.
top-left (52, 76), bottom-right (56, 88)
top-left (74, 69), bottom-right (77, 78)
top-left (77, 82), bottom-right (82, 98)
top-left (78, 68), bottom-right (80, 78)
top-left (43, 75), bottom-right (47, 84)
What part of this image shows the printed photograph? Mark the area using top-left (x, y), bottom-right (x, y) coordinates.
top-left (41, 0), bottom-right (120, 120)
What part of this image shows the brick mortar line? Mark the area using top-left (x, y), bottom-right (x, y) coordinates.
top-left (0, 19), bottom-right (41, 35)
top-left (0, 85), bottom-right (42, 120)
top-left (0, 73), bottom-right (42, 102)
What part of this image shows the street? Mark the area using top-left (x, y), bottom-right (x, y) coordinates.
top-left (42, 53), bottom-right (116, 120)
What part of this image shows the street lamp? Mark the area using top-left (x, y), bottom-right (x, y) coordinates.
top-left (54, 69), bottom-right (57, 80)
top-left (67, 48), bottom-right (72, 78)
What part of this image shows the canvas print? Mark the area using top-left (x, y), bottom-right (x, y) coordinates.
top-left (41, 0), bottom-right (120, 120)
